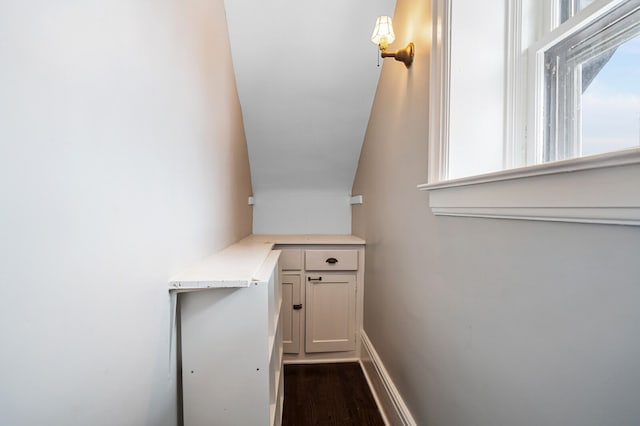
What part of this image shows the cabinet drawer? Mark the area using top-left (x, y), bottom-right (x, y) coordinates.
top-left (280, 249), bottom-right (303, 271)
top-left (304, 250), bottom-right (358, 271)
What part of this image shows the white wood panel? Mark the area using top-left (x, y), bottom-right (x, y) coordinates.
top-left (305, 250), bottom-right (358, 271)
top-left (305, 274), bottom-right (356, 353)
top-left (179, 254), bottom-right (282, 426)
top-left (181, 286), bottom-right (269, 425)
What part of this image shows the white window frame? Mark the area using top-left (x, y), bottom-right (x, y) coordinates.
top-left (420, 0), bottom-right (640, 226)
top-left (427, 0), bottom-right (451, 183)
top-left (530, 0), bottom-right (640, 163)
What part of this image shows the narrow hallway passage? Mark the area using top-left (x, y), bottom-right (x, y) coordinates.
top-left (282, 363), bottom-right (385, 425)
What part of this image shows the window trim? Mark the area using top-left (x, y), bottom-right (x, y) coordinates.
top-left (418, 148), bottom-right (640, 226)
top-left (427, 0), bottom-right (452, 183)
top-left (422, 0), bottom-right (640, 226)
top-left (420, 147), bottom-right (640, 190)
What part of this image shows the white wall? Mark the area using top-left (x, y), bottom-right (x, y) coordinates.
top-left (253, 190), bottom-right (351, 234)
top-left (352, 0), bottom-right (640, 425)
top-left (0, 2), bottom-right (252, 425)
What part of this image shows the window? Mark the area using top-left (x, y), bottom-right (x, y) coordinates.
top-left (544, 1), bottom-right (640, 162)
top-left (421, 0), bottom-right (640, 226)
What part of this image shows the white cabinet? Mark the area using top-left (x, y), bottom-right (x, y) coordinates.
top-left (278, 245), bottom-right (364, 362)
top-left (177, 250), bottom-right (283, 426)
top-left (171, 235), bottom-right (364, 424)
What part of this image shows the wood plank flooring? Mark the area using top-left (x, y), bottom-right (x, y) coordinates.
top-left (282, 362), bottom-right (385, 426)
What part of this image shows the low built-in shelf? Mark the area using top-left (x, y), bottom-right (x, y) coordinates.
top-left (170, 234), bottom-right (365, 426)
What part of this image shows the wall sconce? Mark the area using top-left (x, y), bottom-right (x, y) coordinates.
top-left (371, 16), bottom-right (414, 68)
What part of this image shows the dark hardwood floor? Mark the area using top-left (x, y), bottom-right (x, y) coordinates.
top-left (282, 362), bottom-right (385, 426)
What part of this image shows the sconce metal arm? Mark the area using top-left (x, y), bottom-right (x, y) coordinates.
top-left (380, 42), bottom-right (414, 68)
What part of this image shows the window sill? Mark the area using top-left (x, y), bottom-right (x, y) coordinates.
top-left (418, 149), bottom-right (640, 226)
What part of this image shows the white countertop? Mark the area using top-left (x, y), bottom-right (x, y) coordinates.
top-left (245, 234), bottom-right (365, 245)
top-left (169, 234), bottom-right (365, 291)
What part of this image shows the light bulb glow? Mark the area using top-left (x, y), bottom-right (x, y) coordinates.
top-left (371, 16), bottom-right (395, 49)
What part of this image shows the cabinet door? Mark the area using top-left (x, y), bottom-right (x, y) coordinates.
top-left (281, 274), bottom-right (301, 354)
top-left (305, 274), bottom-right (356, 353)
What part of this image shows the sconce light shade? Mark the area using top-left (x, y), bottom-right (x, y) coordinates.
top-left (371, 16), bottom-right (395, 50)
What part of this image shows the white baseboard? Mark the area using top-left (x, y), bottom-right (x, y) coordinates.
top-left (360, 330), bottom-right (417, 426)
top-left (283, 357), bottom-right (359, 365)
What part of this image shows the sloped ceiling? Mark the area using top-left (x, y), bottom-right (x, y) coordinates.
top-left (224, 0), bottom-right (396, 193)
